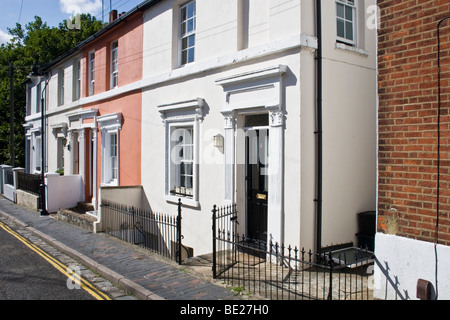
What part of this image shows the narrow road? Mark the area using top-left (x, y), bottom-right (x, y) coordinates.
top-left (0, 220), bottom-right (110, 300)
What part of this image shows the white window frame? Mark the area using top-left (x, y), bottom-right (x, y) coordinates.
top-left (57, 136), bottom-right (65, 172)
top-left (33, 132), bottom-right (42, 174)
top-left (158, 98), bottom-right (204, 207)
top-left (98, 113), bottom-right (122, 186)
top-left (73, 58), bottom-right (81, 101)
top-left (169, 124), bottom-right (194, 197)
top-left (58, 68), bottom-right (65, 106)
top-left (336, 0), bottom-right (357, 46)
top-left (88, 50), bottom-right (95, 96)
top-left (103, 131), bottom-right (118, 185)
top-left (110, 40), bottom-right (119, 89)
top-left (179, 1), bottom-right (196, 66)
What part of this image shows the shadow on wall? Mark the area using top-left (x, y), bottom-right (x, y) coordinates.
top-left (374, 256), bottom-right (436, 300)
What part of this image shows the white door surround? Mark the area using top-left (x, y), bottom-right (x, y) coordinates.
top-left (216, 65), bottom-right (287, 244)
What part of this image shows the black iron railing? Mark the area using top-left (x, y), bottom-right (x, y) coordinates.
top-left (212, 204), bottom-right (375, 300)
top-left (17, 171), bottom-right (42, 195)
top-left (101, 199), bottom-right (183, 264)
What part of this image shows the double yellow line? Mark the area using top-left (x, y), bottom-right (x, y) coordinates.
top-left (0, 220), bottom-right (111, 300)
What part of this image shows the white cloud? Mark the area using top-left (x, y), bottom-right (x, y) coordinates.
top-left (0, 29), bottom-right (12, 45)
top-left (59, 0), bottom-right (102, 15)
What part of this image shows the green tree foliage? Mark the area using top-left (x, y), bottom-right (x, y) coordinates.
top-left (0, 14), bottom-right (104, 167)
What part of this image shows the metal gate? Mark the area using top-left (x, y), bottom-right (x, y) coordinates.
top-left (211, 203), bottom-right (239, 278)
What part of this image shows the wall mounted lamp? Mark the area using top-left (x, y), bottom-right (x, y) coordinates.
top-left (213, 134), bottom-right (224, 149)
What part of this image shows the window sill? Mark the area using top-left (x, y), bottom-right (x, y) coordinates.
top-left (335, 42), bottom-right (369, 57)
top-left (101, 181), bottom-right (119, 187)
top-left (165, 194), bottom-right (199, 208)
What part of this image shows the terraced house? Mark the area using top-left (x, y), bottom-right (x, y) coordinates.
top-left (23, 4), bottom-right (149, 214)
top-left (21, 0), bottom-right (377, 261)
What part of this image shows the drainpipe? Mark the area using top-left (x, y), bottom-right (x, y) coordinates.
top-left (314, 0), bottom-right (323, 254)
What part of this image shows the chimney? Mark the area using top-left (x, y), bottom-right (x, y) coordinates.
top-left (109, 10), bottom-right (118, 23)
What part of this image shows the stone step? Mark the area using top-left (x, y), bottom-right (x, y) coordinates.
top-left (76, 202), bottom-right (95, 212)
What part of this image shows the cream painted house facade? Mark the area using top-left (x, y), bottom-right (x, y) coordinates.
top-left (139, 0), bottom-right (377, 256)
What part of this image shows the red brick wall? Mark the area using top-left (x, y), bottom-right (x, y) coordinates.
top-left (378, 0), bottom-right (450, 245)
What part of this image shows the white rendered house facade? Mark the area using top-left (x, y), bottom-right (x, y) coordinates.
top-left (24, 53), bottom-right (85, 178)
top-left (139, 0), bottom-right (377, 256)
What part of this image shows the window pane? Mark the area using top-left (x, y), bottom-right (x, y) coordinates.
top-left (112, 157), bottom-right (117, 179)
top-left (181, 50), bottom-right (188, 65)
top-left (182, 37), bottom-right (188, 49)
top-left (187, 18), bottom-right (194, 33)
top-left (187, 2), bottom-right (195, 18)
top-left (185, 176), bottom-right (192, 189)
top-left (184, 145), bottom-right (193, 161)
top-left (188, 35), bottom-right (195, 47)
top-left (187, 48), bottom-right (195, 64)
top-left (184, 128), bottom-right (193, 144)
top-left (345, 5), bottom-right (353, 21)
top-left (245, 114), bottom-right (269, 127)
top-left (337, 19), bottom-right (345, 38)
top-left (337, 3), bottom-right (345, 18)
top-left (181, 6), bottom-right (186, 21)
top-left (184, 163), bottom-right (192, 175)
top-left (346, 21), bottom-right (353, 40)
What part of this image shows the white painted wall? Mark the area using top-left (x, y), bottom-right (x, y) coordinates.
top-left (46, 173), bottom-right (83, 213)
top-left (318, 0), bottom-right (377, 249)
top-left (374, 233), bottom-right (450, 300)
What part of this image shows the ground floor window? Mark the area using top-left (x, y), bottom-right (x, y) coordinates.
top-left (158, 98), bottom-right (204, 207)
top-left (98, 113), bottom-right (122, 186)
top-left (101, 130), bottom-right (119, 185)
top-left (57, 137), bottom-right (65, 174)
top-left (170, 125), bottom-right (194, 197)
top-left (34, 133), bottom-right (42, 173)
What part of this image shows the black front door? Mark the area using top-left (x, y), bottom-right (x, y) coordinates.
top-left (246, 128), bottom-right (268, 242)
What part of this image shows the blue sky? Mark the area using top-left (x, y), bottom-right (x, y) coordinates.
top-left (0, 0), bottom-right (146, 44)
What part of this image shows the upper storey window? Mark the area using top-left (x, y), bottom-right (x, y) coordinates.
top-left (88, 51), bottom-right (95, 96)
top-left (110, 40), bottom-right (119, 89)
top-left (73, 58), bottom-right (81, 101)
top-left (179, 1), bottom-right (196, 65)
top-left (336, 0), bottom-right (356, 46)
top-left (58, 68), bottom-right (65, 106)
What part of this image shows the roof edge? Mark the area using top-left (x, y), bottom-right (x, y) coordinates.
top-left (40, 0), bottom-right (163, 73)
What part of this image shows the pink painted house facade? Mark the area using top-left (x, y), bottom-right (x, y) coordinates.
top-left (22, 5), bottom-right (152, 214)
top-left (80, 9), bottom-right (144, 204)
